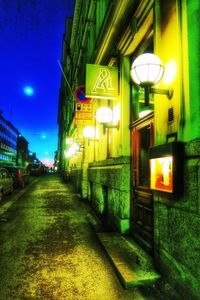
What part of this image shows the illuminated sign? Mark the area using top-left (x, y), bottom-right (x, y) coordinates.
top-left (86, 64), bottom-right (118, 100)
top-left (149, 142), bottom-right (184, 195)
top-left (150, 156), bottom-right (173, 193)
top-left (75, 103), bottom-right (93, 112)
top-left (75, 103), bottom-right (93, 126)
top-left (75, 119), bottom-right (93, 126)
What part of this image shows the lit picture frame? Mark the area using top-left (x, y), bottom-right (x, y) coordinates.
top-left (149, 142), bottom-right (184, 195)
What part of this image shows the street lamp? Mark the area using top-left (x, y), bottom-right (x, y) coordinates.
top-left (83, 126), bottom-right (99, 144)
top-left (95, 107), bottom-right (119, 134)
top-left (83, 126), bottom-right (96, 138)
top-left (64, 142), bottom-right (80, 158)
top-left (130, 53), bottom-right (173, 105)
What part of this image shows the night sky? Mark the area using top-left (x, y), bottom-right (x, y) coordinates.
top-left (0, 0), bottom-right (74, 166)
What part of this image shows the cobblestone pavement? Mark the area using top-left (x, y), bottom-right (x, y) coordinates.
top-left (0, 175), bottom-right (155, 299)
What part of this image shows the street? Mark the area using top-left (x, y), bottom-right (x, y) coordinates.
top-left (0, 175), bottom-right (146, 300)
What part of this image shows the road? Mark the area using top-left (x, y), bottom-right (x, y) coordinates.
top-left (0, 175), bottom-right (151, 299)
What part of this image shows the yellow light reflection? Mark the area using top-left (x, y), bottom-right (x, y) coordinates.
top-left (113, 103), bottom-right (120, 122)
top-left (139, 110), bottom-right (152, 118)
top-left (163, 59), bottom-right (177, 85)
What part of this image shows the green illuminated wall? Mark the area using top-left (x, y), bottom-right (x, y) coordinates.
top-left (187, 0), bottom-right (200, 140)
top-left (153, 1), bottom-right (200, 298)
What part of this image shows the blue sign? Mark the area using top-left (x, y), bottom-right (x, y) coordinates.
top-left (74, 85), bottom-right (92, 103)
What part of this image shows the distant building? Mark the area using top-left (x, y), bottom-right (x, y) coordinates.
top-left (28, 151), bottom-right (38, 164)
top-left (0, 110), bottom-right (18, 166)
top-left (0, 111), bottom-right (30, 167)
top-left (16, 134), bottom-right (29, 167)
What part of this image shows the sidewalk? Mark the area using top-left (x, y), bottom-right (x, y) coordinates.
top-left (0, 175), bottom-right (148, 299)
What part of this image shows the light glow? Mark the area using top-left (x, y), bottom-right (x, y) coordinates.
top-left (23, 86), bottom-right (34, 96)
top-left (66, 137), bottom-right (73, 145)
top-left (83, 126), bottom-right (95, 138)
top-left (64, 142), bottom-right (79, 158)
top-left (163, 59), bottom-right (177, 85)
top-left (139, 110), bottom-right (153, 118)
top-left (95, 107), bottom-right (113, 124)
top-left (113, 103), bottom-right (120, 122)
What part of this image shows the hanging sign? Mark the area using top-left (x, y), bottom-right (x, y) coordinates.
top-left (86, 64), bottom-right (118, 100)
top-left (74, 85), bottom-right (92, 103)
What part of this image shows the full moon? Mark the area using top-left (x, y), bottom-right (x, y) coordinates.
top-left (23, 86), bottom-right (34, 96)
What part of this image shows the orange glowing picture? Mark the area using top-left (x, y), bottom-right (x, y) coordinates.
top-left (150, 156), bottom-right (173, 193)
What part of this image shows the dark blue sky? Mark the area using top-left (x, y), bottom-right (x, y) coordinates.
top-left (0, 0), bottom-right (74, 166)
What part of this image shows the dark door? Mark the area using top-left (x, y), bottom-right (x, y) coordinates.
top-left (130, 114), bottom-right (154, 254)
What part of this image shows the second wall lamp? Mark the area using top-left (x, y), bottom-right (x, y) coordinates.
top-left (95, 107), bottom-right (119, 134)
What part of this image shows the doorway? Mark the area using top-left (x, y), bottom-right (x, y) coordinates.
top-left (130, 113), bottom-right (154, 254)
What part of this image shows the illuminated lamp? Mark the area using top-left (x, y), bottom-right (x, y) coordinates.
top-left (64, 143), bottom-right (79, 158)
top-left (83, 126), bottom-right (95, 138)
top-left (66, 137), bottom-right (73, 145)
top-left (95, 107), bottom-right (119, 134)
top-left (139, 109), bottom-right (153, 119)
top-left (130, 53), bottom-right (173, 105)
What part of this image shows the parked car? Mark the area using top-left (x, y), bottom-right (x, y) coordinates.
top-left (0, 168), bottom-right (13, 201)
top-left (4, 166), bottom-right (30, 189)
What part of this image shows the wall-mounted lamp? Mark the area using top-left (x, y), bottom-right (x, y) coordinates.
top-left (83, 126), bottom-right (95, 139)
top-left (83, 126), bottom-right (98, 143)
top-left (95, 107), bottom-right (119, 134)
top-left (130, 53), bottom-right (173, 106)
top-left (64, 142), bottom-right (80, 158)
top-left (66, 136), bottom-right (73, 145)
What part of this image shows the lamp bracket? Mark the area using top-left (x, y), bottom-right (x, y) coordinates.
top-left (103, 122), bottom-right (120, 134)
top-left (150, 87), bottom-right (173, 99)
top-left (87, 138), bottom-right (99, 145)
top-left (143, 86), bottom-right (173, 106)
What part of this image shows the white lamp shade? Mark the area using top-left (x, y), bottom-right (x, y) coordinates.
top-left (83, 126), bottom-right (95, 138)
top-left (130, 53), bottom-right (164, 86)
top-left (95, 107), bottom-right (113, 124)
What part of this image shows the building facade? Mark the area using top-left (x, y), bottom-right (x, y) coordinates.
top-left (57, 1), bottom-right (200, 298)
top-left (0, 111), bottom-right (18, 166)
top-left (16, 135), bottom-right (29, 167)
top-left (0, 111), bottom-right (29, 167)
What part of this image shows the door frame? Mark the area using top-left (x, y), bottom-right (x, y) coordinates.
top-left (130, 112), bottom-right (154, 254)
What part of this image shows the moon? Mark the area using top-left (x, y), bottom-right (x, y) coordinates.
top-left (23, 86), bottom-right (34, 96)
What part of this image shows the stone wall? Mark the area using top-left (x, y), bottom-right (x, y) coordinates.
top-left (71, 168), bottom-right (82, 194)
top-left (88, 156), bottom-right (130, 234)
top-left (154, 139), bottom-right (200, 299)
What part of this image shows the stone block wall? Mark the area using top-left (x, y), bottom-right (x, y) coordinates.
top-left (154, 139), bottom-right (200, 299)
top-left (88, 156), bottom-right (130, 234)
top-left (71, 168), bottom-right (82, 193)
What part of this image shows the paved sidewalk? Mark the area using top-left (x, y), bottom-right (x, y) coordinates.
top-left (0, 175), bottom-right (148, 299)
